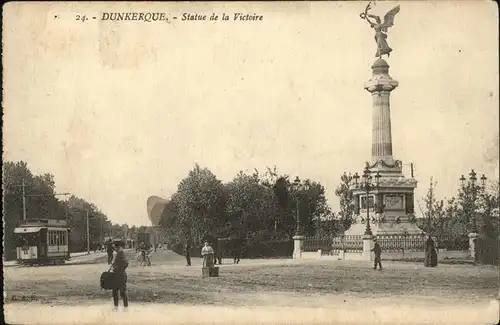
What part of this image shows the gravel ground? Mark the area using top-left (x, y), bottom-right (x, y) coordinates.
top-left (4, 250), bottom-right (499, 325)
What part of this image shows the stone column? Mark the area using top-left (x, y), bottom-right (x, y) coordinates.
top-left (293, 235), bottom-right (304, 260)
top-left (362, 234), bottom-right (374, 261)
top-left (364, 58), bottom-right (399, 164)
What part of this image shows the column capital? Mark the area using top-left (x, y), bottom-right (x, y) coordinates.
top-left (365, 77), bottom-right (399, 93)
top-left (365, 58), bottom-right (399, 93)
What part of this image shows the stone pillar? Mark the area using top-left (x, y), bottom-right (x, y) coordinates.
top-left (293, 235), bottom-right (304, 260)
top-left (468, 232), bottom-right (479, 262)
top-left (362, 234), bottom-right (374, 261)
top-left (364, 58), bottom-right (399, 164)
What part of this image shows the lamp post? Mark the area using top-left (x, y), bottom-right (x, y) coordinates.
top-left (292, 176), bottom-right (310, 236)
top-left (460, 169), bottom-right (486, 261)
top-left (70, 208), bottom-right (92, 255)
top-left (459, 169), bottom-right (487, 234)
top-left (353, 166), bottom-right (381, 236)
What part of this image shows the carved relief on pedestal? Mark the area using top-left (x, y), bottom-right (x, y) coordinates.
top-left (384, 194), bottom-right (405, 211)
top-left (368, 159), bottom-right (402, 170)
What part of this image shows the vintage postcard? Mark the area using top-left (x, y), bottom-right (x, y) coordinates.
top-left (2, 1), bottom-right (499, 324)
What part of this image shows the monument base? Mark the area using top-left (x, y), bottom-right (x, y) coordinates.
top-left (345, 217), bottom-right (423, 236)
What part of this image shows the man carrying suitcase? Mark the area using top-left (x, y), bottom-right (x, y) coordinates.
top-left (111, 240), bottom-right (129, 310)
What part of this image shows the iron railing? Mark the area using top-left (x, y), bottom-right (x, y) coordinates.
top-left (302, 237), bottom-right (333, 252)
top-left (331, 235), bottom-right (363, 253)
top-left (375, 234), bottom-right (427, 252)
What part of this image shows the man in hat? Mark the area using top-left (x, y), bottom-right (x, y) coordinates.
top-left (371, 237), bottom-right (382, 270)
top-left (111, 239), bottom-right (129, 310)
top-left (106, 239), bottom-right (115, 265)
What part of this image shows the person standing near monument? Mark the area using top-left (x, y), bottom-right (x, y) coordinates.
top-left (185, 241), bottom-right (191, 266)
top-left (371, 238), bottom-right (382, 270)
top-left (424, 235), bottom-right (438, 267)
top-left (201, 241), bottom-right (214, 268)
top-left (111, 240), bottom-right (129, 310)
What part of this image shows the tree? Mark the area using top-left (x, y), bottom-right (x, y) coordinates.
top-left (3, 161), bottom-right (70, 259)
top-left (3, 160), bottom-right (113, 258)
top-left (159, 195), bottom-right (183, 245)
top-left (174, 164), bottom-right (226, 243)
top-left (65, 195), bottom-right (110, 251)
top-left (225, 171), bottom-right (276, 241)
top-left (334, 172), bottom-right (355, 232)
top-left (300, 180), bottom-right (332, 236)
top-left (416, 178), bottom-right (446, 235)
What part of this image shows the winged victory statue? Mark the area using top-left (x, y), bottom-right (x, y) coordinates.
top-left (360, 2), bottom-right (401, 58)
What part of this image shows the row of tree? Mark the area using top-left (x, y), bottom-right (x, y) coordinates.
top-left (3, 161), bottom-right (134, 260)
top-left (160, 164), bottom-right (499, 249)
top-left (158, 164), bottom-right (336, 246)
top-left (415, 177), bottom-right (499, 240)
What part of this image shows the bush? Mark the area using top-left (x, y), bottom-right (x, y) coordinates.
top-left (478, 236), bottom-right (499, 265)
top-left (244, 240), bottom-right (293, 258)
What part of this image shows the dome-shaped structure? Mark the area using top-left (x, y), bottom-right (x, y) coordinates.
top-left (146, 196), bottom-right (169, 226)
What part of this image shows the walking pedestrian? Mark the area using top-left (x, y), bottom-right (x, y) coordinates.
top-left (106, 240), bottom-right (114, 265)
top-left (111, 240), bottom-right (129, 310)
top-left (371, 238), bottom-right (382, 270)
top-left (185, 241), bottom-right (191, 266)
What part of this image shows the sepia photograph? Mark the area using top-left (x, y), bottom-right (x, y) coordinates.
top-left (2, 1), bottom-right (499, 324)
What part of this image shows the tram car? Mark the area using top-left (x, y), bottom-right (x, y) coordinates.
top-left (14, 219), bottom-right (70, 265)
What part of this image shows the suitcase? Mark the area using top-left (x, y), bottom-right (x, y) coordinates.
top-left (202, 266), bottom-right (219, 278)
top-left (100, 265), bottom-right (116, 290)
top-left (210, 267), bottom-right (219, 277)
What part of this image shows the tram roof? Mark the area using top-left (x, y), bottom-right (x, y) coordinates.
top-left (15, 226), bottom-right (68, 233)
top-left (14, 227), bottom-right (43, 233)
top-left (20, 219), bottom-right (68, 227)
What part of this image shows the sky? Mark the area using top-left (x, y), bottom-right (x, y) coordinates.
top-left (3, 1), bottom-right (499, 226)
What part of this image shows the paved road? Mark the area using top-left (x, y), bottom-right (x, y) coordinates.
top-left (3, 250), bottom-right (131, 267)
top-left (4, 250), bottom-right (499, 325)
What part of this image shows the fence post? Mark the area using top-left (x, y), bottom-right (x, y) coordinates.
top-left (293, 235), bottom-right (304, 260)
top-left (362, 234), bottom-right (374, 261)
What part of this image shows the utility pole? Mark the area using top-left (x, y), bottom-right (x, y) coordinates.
top-left (13, 180), bottom-right (70, 221)
top-left (22, 179), bottom-right (27, 221)
top-left (86, 210), bottom-right (90, 255)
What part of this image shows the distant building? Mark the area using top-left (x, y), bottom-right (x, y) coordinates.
top-left (146, 196), bottom-right (170, 248)
top-left (146, 196), bottom-right (169, 227)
